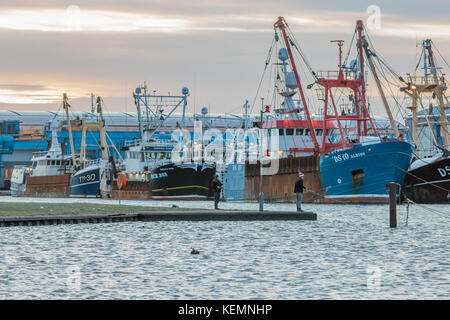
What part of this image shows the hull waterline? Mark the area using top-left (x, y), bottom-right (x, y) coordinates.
top-left (320, 140), bottom-right (414, 203)
top-left (404, 156), bottom-right (450, 203)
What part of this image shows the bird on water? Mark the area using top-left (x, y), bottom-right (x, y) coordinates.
top-left (191, 248), bottom-right (200, 255)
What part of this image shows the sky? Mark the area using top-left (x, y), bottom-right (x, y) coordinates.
top-left (0, 0), bottom-right (449, 121)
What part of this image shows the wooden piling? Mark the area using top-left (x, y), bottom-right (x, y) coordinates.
top-left (386, 182), bottom-right (398, 228)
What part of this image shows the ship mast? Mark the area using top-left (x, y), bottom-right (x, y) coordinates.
top-left (361, 32), bottom-right (400, 138)
top-left (63, 93), bottom-right (77, 167)
top-left (133, 85), bottom-right (189, 140)
top-left (426, 41), bottom-right (449, 149)
top-left (316, 20), bottom-right (378, 153)
top-left (79, 96), bottom-right (109, 164)
top-left (356, 20), bottom-right (370, 137)
top-left (401, 39), bottom-right (449, 152)
top-left (273, 16), bottom-right (320, 153)
top-left (96, 96), bottom-right (109, 160)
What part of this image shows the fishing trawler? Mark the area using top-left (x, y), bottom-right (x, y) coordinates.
top-left (122, 131), bottom-right (215, 199)
top-left (260, 47), bottom-right (337, 157)
top-left (402, 39), bottom-right (450, 203)
top-left (117, 85), bottom-right (216, 200)
top-left (10, 120), bottom-right (74, 197)
top-left (69, 96), bottom-right (119, 198)
top-left (70, 159), bottom-right (112, 198)
top-left (404, 149), bottom-right (450, 203)
top-left (315, 20), bottom-right (414, 203)
top-left (264, 18), bottom-right (414, 203)
top-left (245, 18), bottom-right (340, 202)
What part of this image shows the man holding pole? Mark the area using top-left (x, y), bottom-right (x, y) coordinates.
top-left (294, 171), bottom-right (306, 212)
top-left (212, 175), bottom-right (223, 210)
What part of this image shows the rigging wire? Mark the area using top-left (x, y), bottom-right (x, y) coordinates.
top-left (371, 57), bottom-right (408, 121)
top-left (402, 193), bottom-right (449, 218)
top-left (249, 36), bottom-right (276, 115)
top-left (343, 28), bottom-right (356, 67)
top-left (431, 41), bottom-right (450, 69)
top-left (363, 30), bottom-right (415, 126)
top-left (284, 22), bottom-right (318, 81)
top-left (416, 95), bottom-right (441, 151)
top-left (291, 47), bottom-right (319, 116)
top-left (36, 102), bottom-right (64, 151)
top-left (399, 188), bottom-right (448, 225)
top-left (369, 148), bottom-right (450, 194)
top-left (414, 49), bottom-right (424, 75)
top-left (365, 31), bottom-right (405, 83)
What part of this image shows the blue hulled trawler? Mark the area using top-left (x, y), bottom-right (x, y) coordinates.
top-left (68, 96), bottom-right (118, 198)
top-left (272, 17), bottom-right (414, 203)
top-left (316, 21), bottom-right (414, 202)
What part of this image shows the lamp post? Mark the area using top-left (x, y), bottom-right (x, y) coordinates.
top-left (259, 98), bottom-right (264, 212)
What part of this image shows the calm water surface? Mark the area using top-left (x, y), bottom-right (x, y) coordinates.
top-left (0, 197), bottom-right (448, 299)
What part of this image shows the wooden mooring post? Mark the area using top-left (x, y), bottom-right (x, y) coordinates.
top-left (386, 182), bottom-right (399, 228)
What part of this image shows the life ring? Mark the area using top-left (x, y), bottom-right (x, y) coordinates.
top-left (117, 172), bottom-right (127, 189)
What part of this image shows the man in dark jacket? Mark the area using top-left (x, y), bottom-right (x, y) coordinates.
top-left (294, 171), bottom-right (306, 212)
top-left (211, 175), bottom-right (223, 210)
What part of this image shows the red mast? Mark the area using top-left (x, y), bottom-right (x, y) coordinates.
top-left (316, 20), bottom-right (378, 153)
top-left (273, 17), bottom-right (320, 154)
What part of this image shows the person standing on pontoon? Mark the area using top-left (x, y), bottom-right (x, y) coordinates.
top-left (294, 171), bottom-right (306, 212)
top-left (211, 175), bottom-right (223, 210)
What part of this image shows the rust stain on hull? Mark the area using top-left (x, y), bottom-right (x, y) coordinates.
top-left (245, 155), bottom-right (325, 203)
top-left (108, 180), bottom-right (152, 200)
top-left (24, 174), bottom-right (71, 198)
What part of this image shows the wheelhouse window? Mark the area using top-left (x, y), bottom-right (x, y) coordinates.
top-left (279, 129), bottom-right (284, 136)
top-left (305, 129), bottom-right (310, 136)
top-left (315, 129), bottom-right (323, 136)
top-left (286, 128), bottom-right (294, 136)
top-left (128, 152), bottom-right (142, 160)
top-left (296, 128), bottom-right (304, 135)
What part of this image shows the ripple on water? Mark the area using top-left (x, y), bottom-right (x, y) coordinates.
top-left (0, 200), bottom-right (448, 299)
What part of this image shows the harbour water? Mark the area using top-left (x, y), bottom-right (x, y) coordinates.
top-left (0, 197), bottom-right (448, 299)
